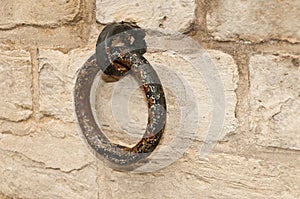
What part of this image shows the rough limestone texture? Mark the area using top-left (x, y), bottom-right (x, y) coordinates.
top-left (0, 0), bottom-right (81, 29)
top-left (0, 0), bottom-right (300, 198)
top-left (0, 48), bottom-right (99, 199)
top-left (249, 54), bottom-right (300, 150)
top-left (0, 0), bottom-right (87, 49)
top-left (207, 0), bottom-right (300, 43)
top-left (0, 146), bottom-right (97, 198)
top-left (0, 49), bottom-right (32, 122)
top-left (97, 153), bottom-right (300, 198)
top-left (96, 0), bottom-right (196, 33)
top-left (38, 49), bottom-right (93, 122)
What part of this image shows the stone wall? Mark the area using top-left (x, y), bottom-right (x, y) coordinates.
top-left (0, 0), bottom-right (299, 198)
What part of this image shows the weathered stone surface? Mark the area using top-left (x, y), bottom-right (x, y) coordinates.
top-left (0, 26), bottom-right (88, 49)
top-left (38, 49), bottom-right (93, 122)
top-left (206, 50), bottom-right (238, 138)
top-left (207, 0), bottom-right (300, 43)
top-left (0, 120), bottom-right (34, 137)
top-left (97, 153), bottom-right (300, 198)
top-left (0, 118), bottom-right (98, 198)
top-left (249, 54), bottom-right (300, 150)
top-left (0, 0), bottom-right (95, 49)
top-left (96, 0), bottom-right (196, 33)
top-left (0, 48), bottom-right (98, 199)
top-left (0, 49), bottom-right (32, 122)
top-left (0, 120), bottom-right (95, 172)
top-left (0, 0), bottom-right (81, 29)
top-left (0, 149), bottom-right (98, 199)
top-left (0, 0), bottom-right (299, 198)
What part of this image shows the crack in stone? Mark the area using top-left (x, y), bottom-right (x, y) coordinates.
top-left (0, 130), bottom-right (31, 137)
top-left (0, 114), bottom-right (32, 123)
top-left (264, 145), bottom-right (300, 153)
top-left (0, 148), bottom-right (46, 168)
top-left (0, 148), bottom-right (93, 174)
top-left (39, 113), bottom-right (74, 123)
top-left (45, 163), bottom-right (91, 174)
top-left (270, 98), bottom-right (293, 119)
top-left (13, 103), bottom-right (32, 111)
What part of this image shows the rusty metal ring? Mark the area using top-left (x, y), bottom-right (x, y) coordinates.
top-left (74, 22), bottom-right (166, 170)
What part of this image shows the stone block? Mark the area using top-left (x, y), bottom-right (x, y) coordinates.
top-left (0, 0), bottom-right (81, 29)
top-left (207, 0), bottom-right (300, 43)
top-left (0, 49), bottom-right (32, 122)
top-left (96, 0), bottom-right (196, 33)
top-left (249, 54), bottom-right (300, 150)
